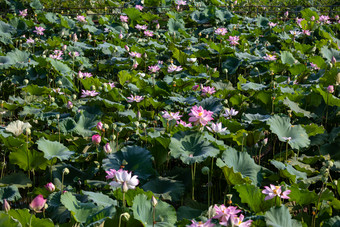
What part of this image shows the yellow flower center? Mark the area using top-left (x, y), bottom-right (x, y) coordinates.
top-left (273, 186), bottom-right (281, 195)
top-left (198, 112), bottom-right (203, 117)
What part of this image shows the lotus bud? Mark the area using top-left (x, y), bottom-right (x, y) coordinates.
top-left (336, 15), bottom-right (339, 20)
top-left (112, 123), bottom-right (117, 130)
top-left (119, 33), bottom-right (123, 39)
top-left (327, 85), bottom-right (334, 94)
top-left (78, 71), bottom-right (83, 79)
top-left (90, 85), bottom-right (96, 91)
top-left (223, 68), bottom-right (228, 74)
top-left (127, 104), bottom-right (132, 109)
top-left (50, 97), bottom-right (55, 103)
top-left (117, 127), bottom-right (123, 133)
top-left (124, 45), bottom-right (129, 52)
top-left (336, 73), bottom-right (340, 85)
top-left (151, 196), bottom-right (158, 207)
top-left (141, 123), bottom-right (147, 129)
top-left (23, 79), bottom-right (29, 85)
top-left (87, 33), bottom-right (92, 40)
top-left (201, 166), bottom-right (210, 175)
top-left (73, 33), bottom-right (78, 42)
top-left (57, 80), bottom-right (63, 86)
top-left (29, 195), bottom-right (47, 213)
top-left (262, 138), bottom-right (268, 145)
top-left (92, 134), bottom-right (101, 145)
top-left (97, 122), bottom-right (103, 130)
top-left (331, 56), bottom-right (337, 65)
top-left (112, 134), bottom-right (116, 140)
top-left (137, 111), bottom-right (141, 120)
top-left (25, 128), bottom-right (31, 136)
top-left (284, 11), bottom-right (289, 18)
top-left (122, 212), bottom-right (130, 221)
top-left (224, 99), bottom-right (228, 105)
top-left (156, 23), bottom-right (160, 30)
top-left (122, 23), bottom-right (129, 30)
top-left (327, 160), bottom-right (334, 168)
top-left (103, 143), bottom-right (112, 153)
top-left (311, 16), bottom-right (315, 21)
top-left (334, 180), bottom-right (338, 186)
top-left (104, 123), bottom-right (109, 130)
top-left (72, 94), bottom-right (77, 100)
top-left (122, 181), bottom-right (129, 193)
top-left (63, 168), bottom-right (70, 175)
top-left (62, 45), bottom-right (67, 51)
top-left (3, 199), bottom-right (10, 212)
top-left (44, 182), bottom-right (55, 192)
top-left (134, 121), bottom-right (140, 128)
top-left (155, 116), bottom-right (160, 121)
top-left (67, 101), bottom-right (73, 109)
top-left (144, 53), bottom-right (147, 59)
top-left (198, 32), bottom-right (202, 36)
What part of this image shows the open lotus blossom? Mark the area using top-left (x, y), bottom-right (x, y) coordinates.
top-left (176, 0), bottom-right (187, 5)
top-left (106, 82), bottom-right (115, 88)
top-left (19, 9), bottom-right (28, 17)
top-left (76, 15), bottom-right (86, 23)
top-left (69, 51), bottom-right (80, 57)
top-left (302, 29), bottom-right (311, 35)
top-left (129, 52), bottom-right (142, 58)
top-left (189, 219), bottom-right (215, 227)
top-left (67, 101), bottom-right (73, 109)
top-left (290, 30), bottom-right (302, 36)
top-left (263, 53), bottom-right (277, 61)
top-left (227, 36), bottom-right (240, 46)
top-left (144, 30), bottom-right (154, 37)
top-left (213, 204), bottom-right (241, 224)
top-left (162, 111), bottom-right (182, 121)
top-left (167, 64), bottom-right (183, 73)
top-left (296, 17), bottom-right (304, 27)
top-left (223, 108), bottom-right (239, 119)
top-left (34, 26), bottom-right (45, 35)
top-left (106, 168), bottom-right (120, 179)
top-left (201, 85), bottom-right (216, 96)
top-left (26, 38), bottom-right (34, 44)
top-left (29, 195), bottom-right (47, 213)
top-left (230, 214), bottom-right (253, 227)
top-left (187, 58), bottom-right (197, 63)
top-left (52, 88), bottom-right (64, 94)
top-left (49, 49), bottom-right (63, 60)
top-left (215, 27), bottom-right (228, 35)
top-left (81, 90), bottom-right (99, 97)
top-left (319, 15), bottom-right (331, 24)
top-left (262, 184), bottom-right (291, 200)
top-left (6, 120), bottom-right (32, 136)
top-left (135, 5), bottom-right (143, 11)
top-left (108, 169), bottom-right (139, 191)
top-left (206, 122), bottom-right (227, 133)
top-left (282, 136), bottom-right (292, 141)
top-left (135, 24), bottom-right (147, 30)
top-left (127, 95), bottom-right (144, 103)
top-left (177, 120), bottom-right (192, 128)
top-left (268, 22), bottom-right (277, 28)
top-left (188, 105), bottom-right (214, 126)
top-left (120, 15), bottom-right (128, 22)
top-left (148, 65), bottom-right (161, 73)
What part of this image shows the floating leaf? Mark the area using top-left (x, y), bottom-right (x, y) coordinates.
top-left (9, 147), bottom-right (49, 171)
top-left (8, 209), bottom-right (54, 227)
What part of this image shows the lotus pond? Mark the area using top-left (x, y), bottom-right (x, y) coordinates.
top-left (0, 0), bottom-right (340, 226)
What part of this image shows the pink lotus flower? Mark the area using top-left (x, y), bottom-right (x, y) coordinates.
top-left (303, 30), bottom-right (311, 36)
top-left (167, 64), bottom-right (183, 73)
top-left (148, 65), bottom-right (161, 73)
top-left (107, 82), bottom-right (115, 88)
top-left (106, 168), bottom-right (121, 179)
top-left (206, 122), bottom-right (227, 133)
top-left (176, 0), bottom-right (187, 5)
top-left (34, 26), bottom-right (45, 35)
top-left (97, 122), bottom-right (103, 130)
top-left (192, 85), bottom-right (200, 90)
top-left (201, 85), bottom-right (216, 96)
top-left (215, 27), bottom-right (228, 36)
top-left (227, 36), bottom-right (240, 46)
top-left (230, 214), bottom-right (253, 227)
top-left (135, 24), bottom-right (147, 30)
top-left (189, 219), bottom-right (215, 227)
top-left (69, 51), bottom-right (80, 57)
top-left (76, 15), bottom-right (86, 23)
top-left (103, 143), bottom-right (112, 153)
top-left (327, 85), bottom-right (334, 93)
top-left (127, 95), bottom-right (144, 103)
top-left (319, 15), bottom-right (331, 24)
top-left (45, 182), bottom-right (55, 192)
top-left (120, 15), bottom-right (128, 23)
top-left (213, 204), bottom-right (241, 224)
top-left (144, 30), bottom-right (154, 37)
top-left (284, 11), bottom-right (289, 18)
top-left (92, 134), bottom-right (101, 145)
top-left (52, 88), bottom-right (64, 94)
top-left (290, 30), bottom-right (302, 36)
top-left (67, 101), bottom-right (73, 109)
top-left (129, 52), bottom-right (142, 58)
top-left (188, 106), bottom-right (214, 126)
top-left (223, 108), bottom-right (239, 119)
top-left (3, 199), bottom-right (10, 212)
top-left (268, 22), bottom-right (277, 28)
top-left (109, 169), bottom-right (139, 191)
top-left (29, 195), bottom-right (47, 213)
top-left (81, 90), bottom-right (99, 97)
top-left (135, 5), bottom-right (143, 11)
top-left (296, 17), bottom-right (304, 27)
top-left (162, 111), bottom-right (182, 121)
top-left (26, 38), bottom-right (34, 44)
top-left (19, 9), bottom-right (28, 17)
top-left (262, 184), bottom-right (291, 200)
top-left (177, 120), bottom-right (192, 128)
top-left (263, 53), bottom-right (277, 61)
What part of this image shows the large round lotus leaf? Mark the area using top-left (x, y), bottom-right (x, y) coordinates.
top-left (169, 131), bottom-right (220, 165)
top-left (0, 56), bottom-right (11, 69)
top-left (267, 115), bottom-right (310, 149)
top-left (102, 145), bottom-right (155, 180)
top-left (132, 194), bottom-right (177, 227)
top-left (265, 205), bottom-right (302, 227)
top-left (8, 208), bottom-right (54, 227)
top-left (37, 138), bottom-right (74, 161)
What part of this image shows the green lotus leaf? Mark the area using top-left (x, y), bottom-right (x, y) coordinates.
top-left (0, 172), bottom-right (32, 188)
top-left (169, 131), bottom-right (220, 165)
top-left (257, 15), bottom-right (269, 28)
top-left (37, 138), bottom-right (74, 161)
top-left (9, 147), bottom-right (49, 171)
top-left (142, 176), bottom-right (185, 201)
top-left (241, 82), bottom-right (267, 91)
top-left (315, 85), bottom-right (340, 107)
top-left (271, 160), bottom-right (307, 183)
top-left (0, 56), bottom-right (12, 69)
top-left (177, 206), bottom-right (203, 221)
top-left (0, 212), bottom-right (20, 227)
top-left (323, 216), bottom-right (340, 227)
top-left (132, 194), bottom-right (177, 227)
top-left (168, 18), bottom-right (185, 34)
top-left (216, 146), bottom-right (264, 186)
top-left (265, 205), bottom-right (302, 227)
top-left (267, 115), bottom-right (310, 149)
top-left (46, 192), bottom-right (70, 224)
top-left (222, 56), bottom-right (241, 75)
top-left (49, 59), bottom-right (72, 77)
top-left (321, 46), bottom-right (340, 62)
top-left (242, 113), bottom-right (271, 123)
top-left (7, 49), bottom-right (37, 68)
top-left (8, 209), bottom-right (54, 227)
top-left (281, 51), bottom-right (297, 66)
top-left (234, 184), bottom-right (275, 213)
top-left (85, 205), bottom-right (116, 226)
top-left (197, 97), bottom-right (223, 117)
top-left (102, 145), bottom-right (154, 180)
top-left (191, 10), bottom-right (210, 24)
top-left (0, 186), bottom-right (21, 202)
top-left (283, 97), bottom-right (316, 118)
top-left (123, 8), bottom-right (142, 22)
top-left (82, 191), bottom-right (117, 207)
top-left (112, 187), bottom-right (154, 207)
top-left (288, 185), bottom-right (318, 206)
top-left (0, 21), bottom-right (15, 44)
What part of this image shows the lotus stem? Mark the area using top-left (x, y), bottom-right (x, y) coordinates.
top-left (191, 163), bottom-right (197, 200)
top-left (122, 191), bottom-right (126, 208)
top-left (325, 93), bottom-right (329, 125)
top-left (258, 144), bottom-right (263, 165)
top-left (153, 206), bottom-right (156, 227)
top-left (29, 213), bottom-right (33, 227)
top-left (285, 141), bottom-right (289, 162)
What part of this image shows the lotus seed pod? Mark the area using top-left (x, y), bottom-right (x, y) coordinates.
top-left (155, 116), bottom-right (160, 121)
top-left (112, 134), bottom-right (116, 140)
top-left (72, 94), bottom-right (77, 100)
top-left (104, 124), bottom-right (109, 130)
top-left (201, 166), bottom-right (210, 175)
top-left (223, 68), bottom-right (228, 74)
top-left (127, 104), bottom-right (132, 109)
top-left (57, 81), bottom-right (63, 86)
top-left (98, 86), bottom-right (103, 91)
top-left (23, 79), bottom-right (29, 85)
top-left (44, 203), bottom-right (48, 209)
top-left (224, 99), bottom-right (228, 105)
top-left (334, 180), bottom-right (338, 186)
top-left (90, 85), bottom-right (96, 91)
top-left (25, 128), bottom-right (31, 135)
top-left (134, 121), bottom-right (140, 128)
top-left (327, 160), bottom-right (334, 168)
top-left (63, 168), bottom-right (70, 175)
top-left (56, 114), bottom-right (60, 119)
top-left (122, 212), bottom-right (130, 221)
top-left (50, 97), bottom-right (55, 103)
top-left (117, 127), bottom-right (123, 132)
top-left (112, 123), bottom-right (117, 130)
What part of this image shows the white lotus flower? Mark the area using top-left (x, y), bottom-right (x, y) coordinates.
top-left (206, 122), bottom-right (227, 133)
top-left (6, 120), bottom-right (32, 136)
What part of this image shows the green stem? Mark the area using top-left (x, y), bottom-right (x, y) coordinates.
top-left (29, 213), bottom-right (33, 227)
top-left (153, 206), bottom-right (156, 227)
top-left (191, 163), bottom-right (197, 200)
top-left (326, 93), bottom-right (329, 125)
top-left (118, 213), bottom-right (123, 227)
top-left (259, 144), bottom-right (263, 165)
top-left (285, 142), bottom-right (288, 162)
top-left (122, 191), bottom-right (126, 208)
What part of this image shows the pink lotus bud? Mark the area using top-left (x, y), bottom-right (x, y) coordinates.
top-left (133, 63), bottom-right (138, 69)
top-left (44, 182), bottom-right (55, 192)
top-left (67, 101), bottom-right (73, 109)
top-left (192, 85), bottom-right (199, 90)
top-left (3, 199), bottom-right (10, 212)
top-left (156, 24), bottom-right (160, 30)
top-left (62, 45), bottom-right (67, 51)
top-left (103, 143), bottom-right (112, 153)
top-left (73, 33), bottom-right (78, 42)
top-left (284, 11), bottom-right (289, 18)
top-left (97, 122), bottom-right (103, 130)
top-left (92, 134), bottom-right (101, 145)
top-left (331, 56), bottom-right (337, 64)
top-left (119, 33), bottom-right (123, 39)
top-left (335, 15), bottom-right (339, 20)
top-left (262, 138), bottom-right (268, 145)
top-left (311, 16), bottom-right (315, 21)
top-left (327, 85), bottom-right (334, 93)
top-left (124, 45), bottom-right (129, 52)
top-left (29, 195), bottom-right (47, 213)
top-left (78, 71), bottom-right (83, 79)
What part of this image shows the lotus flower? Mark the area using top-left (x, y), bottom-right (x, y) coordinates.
top-left (201, 85), bottom-right (216, 96)
top-left (188, 106), bottom-right (214, 126)
top-left (215, 27), bottom-right (228, 36)
top-left (144, 30), bottom-right (154, 37)
top-left (3, 199), bottom-right (10, 212)
top-left (76, 15), bottom-right (86, 23)
top-left (19, 9), bottom-right (28, 17)
top-left (227, 36), bottom-right (240, 46)
top-left (120, 15), bottom-right (128, 22)
top-left (34, 26), bottom-right (45, 35)
top-left (213, 204), bottom-right (241, 224)
top-left (264, 53), bottom-right (277, 61)
top-left (162, 111), bottom-right (182, 121)
top-left (6, 120), bottom-right (32, 136)
top-left (177, 120), bottom-right (192, 128)
top-left (262, 184), bottom-right (291, 200)
top-left (189, 219), bottom-right (215, 227)
top-left (135, 24), bottom-right (147, 30)
top-left (223, 108), bottom-right (239, 119)
top-left (103, 143), bottom-right (112, 153)
top-left (108, 169), bottom-right (139, 191)
top-left (127, 95), bottom-right (144, 103)
top-left (230, 214), bottom-right (253, 227)
top-left (167, 64), bottom-right (183, 73)
top-left (327, 85), bottom-right (334, 94)
top-left (129, 52), bottom-right (142, 58)
top-left (148, 65), bottom-right (161, 73)
top-left (92, 134), bottom-right (101, 145)
top-left (135, 5), bottom-right (143, 11)
top-left (81, 90), bottom-right (99, 97)
top-left (29, 195), bottom-right (47, 213)
top-left (268, 22), bottom-right (277, 28)
top-left (206, 122), bottom-right (227, 133)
